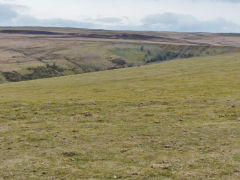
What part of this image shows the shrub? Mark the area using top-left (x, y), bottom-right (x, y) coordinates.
top-left (111, 58), bottom-right (126, 65)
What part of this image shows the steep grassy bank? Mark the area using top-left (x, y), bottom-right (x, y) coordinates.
top-left (0, 54), bottom-right (240, 179)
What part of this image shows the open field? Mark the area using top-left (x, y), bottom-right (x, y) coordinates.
top-left (1, 53), bottom-right (240, 179)
top-left (0, 27), bottom-right (240, 83)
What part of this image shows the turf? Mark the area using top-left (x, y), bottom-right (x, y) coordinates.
top-left (0, 53), bottom-right (240, 179)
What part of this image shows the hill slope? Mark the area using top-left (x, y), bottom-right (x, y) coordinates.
top-left (0, 54), bottom-right (240, 179)
top-left (1, 27), bottom-right (240, 83)
top-left (1, 27), bottom-right (240, 47)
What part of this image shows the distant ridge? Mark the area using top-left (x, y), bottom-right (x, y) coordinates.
top-left (1, 27), bottom-right (240, 47)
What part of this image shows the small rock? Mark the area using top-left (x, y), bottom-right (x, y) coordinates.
top-left (233, 169), bottom-right (240, 173)
top-left (151, 163), bottom-right (170, 169)
top-left (120, 149), bottom-right (129, 153)
top-left (97, 120), bottom-right (104, 123)
top-left (132, 172), bottom-right (138, 175)
top-left (113, 175), bottom-right (118, 179)
top-left (63, 152), bottom-right (77, 157)
top-left (162, 102), bottom-right (169, 105)
top-left (81, 112), bottom-right (92, 117)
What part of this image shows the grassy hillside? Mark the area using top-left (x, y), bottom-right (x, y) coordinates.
top-left (1, 27), bottom-right (240, 83)
top-left (0, 38), bottom-right (239, 83)
top-left (0, 53), bottom-right (240, 179)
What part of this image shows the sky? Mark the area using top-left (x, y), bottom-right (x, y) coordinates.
top-left (0, 0), bottom-right (240, 32)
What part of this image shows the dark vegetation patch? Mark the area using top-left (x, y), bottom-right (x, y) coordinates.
top-left (69, 33), bottom-right (157, 40)
top-left (2, 71), bottom-right (23, 82)
top-left (145, 50), bottom-right (194, 63)
top-left (111, 58), bottom-right (126, 65)
top-left (2, 64), bottom-right (65, 82)
top-left (111, 58), bottom-right (127, 69)
top-left (140, 45), bottom-right (232, 64)
top-left (1, 43), bottom-right (239, 83)
top-left (62, 152), bottom-right (78, 157)
top-left (0, 30), bottom-right (63, 35)
top-left (220, 33), bottom-right (240, 37)
top-left (1, 63), bottom-right (109, 82)
top-left (0, 30), bottom-right (158, 40)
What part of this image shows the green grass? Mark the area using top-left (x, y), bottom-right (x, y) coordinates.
top-left (1, 40), bottom-right (239, 83)
top-left (0, 53), bottom-right (240, 179)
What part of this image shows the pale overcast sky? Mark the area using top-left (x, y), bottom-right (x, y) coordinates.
top-left (0, 0), bottom-right (240, 32)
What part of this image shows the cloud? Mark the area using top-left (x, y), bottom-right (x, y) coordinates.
top-left (0, 3), bottom-right (98, 28)
top-left (139, 13), bottom-right (240, 33)
top-left (10, 16), bottom-right (97, 28)
top-left (0, 3), bottom-right (18, 22)
top-left (209, 0), bottom-right (240, 3)
top-left (91, 17), bottom-right (122, 23)
top-left (0, 2), bottom-right (240, 33)
top-left (172, 0), bottom-right (240, 3)
top-left (0, 2), bottom-right (124, 29)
